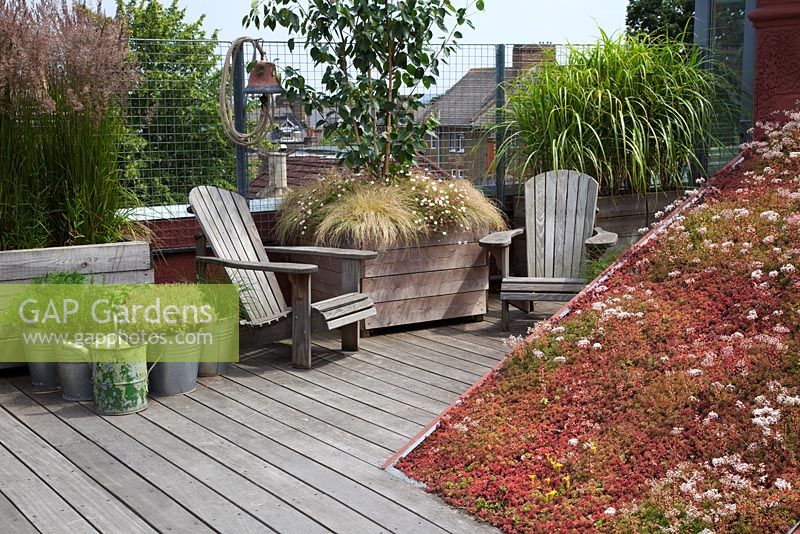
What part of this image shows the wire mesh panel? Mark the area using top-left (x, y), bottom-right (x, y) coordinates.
top-left (124, 38), bottom-right (709, 253)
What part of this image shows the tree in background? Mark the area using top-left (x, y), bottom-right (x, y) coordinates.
top-left (117, 0), bottom-right (234, 206)
top-left (245, 0), bottom-right (483, 181)
top-left (626, 0), bottom-right (695, 42)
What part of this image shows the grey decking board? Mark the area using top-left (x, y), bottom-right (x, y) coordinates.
top-left (403, 329), bottom-right (508, 359)
top-left (100, 402), bottom-right (331, 534)
top-left (0, 380), bottom-right (213, 534)
top-left (377, 332), bottom-right (500, 370)
top-left (0, 439), bottom-right (98, 534)
top-left (19, 390), bottom-right (273, 534)
top-left (0, 403), bottom-right (156, 534)
top-left (141, 399), bottom-right (382, 533)
top-left (200, 375), bottom-right (392, 465)
top-left (425, 327), bottom-right (510, 353)
top-left (342, 336), bottom-right (484, 383)
top-left (162, 389), bottom-right (455, 534)
top-left (0, 299), bottom-right (512, 534)
top-left (309, 348), bottom-right (458, 405)
top-left (289, 347), bottom-right (451, 413)
top-left (234, 357), bottom-right (422, 438)
top-left (220, 365), bottom-right (405, 453)
top-left (313, 336), bottom-right (475, 392)
top-left (247, 351), bottom-right (439, 425)
top-left (0, 488), bottom-right (40, 534)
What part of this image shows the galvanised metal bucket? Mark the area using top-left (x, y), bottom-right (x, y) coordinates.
top-left (27, 361), bottom-right (60, 388)
top-left (92, 342), bottom-right (148, 416)
top-left (148, 340), bottom-right (201, 396)
top-left (58, 362), bottom-right (93, 401)
top-left (149, 361), bottom-right (200, 395)
top-left (197, 316), bottom-right (238, 377)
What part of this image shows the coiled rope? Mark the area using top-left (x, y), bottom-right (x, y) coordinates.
top-left (220, 36), bottom-right (274, 147)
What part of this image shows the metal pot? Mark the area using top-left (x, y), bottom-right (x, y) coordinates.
top-left (148, 339), bottom-right (201, 396)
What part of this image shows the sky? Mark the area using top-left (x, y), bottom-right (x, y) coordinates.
top-left (112, 1), bottom-right (628, 45)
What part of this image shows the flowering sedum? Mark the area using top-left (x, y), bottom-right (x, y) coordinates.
top-left (397, 110), bottom-right (800, 532)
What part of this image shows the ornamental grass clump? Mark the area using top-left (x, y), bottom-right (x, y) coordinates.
top-left (0, 0), bottom-right (138, 250)
top-left (501, 30), bottom-right (726, 194)
top-left (397, 109), bottom-right (800, 532)
top-left (277, 171), bottom-right (507, 249)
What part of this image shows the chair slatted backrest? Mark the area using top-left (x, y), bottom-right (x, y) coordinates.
top-left (189, 186), bottom-right (289, 325)
top-left (525, 170), bottom-right (599, 279)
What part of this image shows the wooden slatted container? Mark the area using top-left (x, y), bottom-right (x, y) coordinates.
top-left (289, 233), bottom-right (488, 332)
top-left (0, 241), bottom-right (154, 369)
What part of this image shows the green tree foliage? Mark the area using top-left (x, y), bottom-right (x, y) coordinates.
top-left (117, 0), bottom-right (234, 205)
top-left (245, 0), bottom-right (483, 181)
top-left (626, 0), bottom-right (695, 42)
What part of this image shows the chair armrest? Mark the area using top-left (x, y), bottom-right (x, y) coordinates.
top-left (585, 227), bottom-right (618, 247)
top-left (263, 246), bottom-right (378, 260)
top-left (584, 227), bottom-right (618, 260)
top-left (196, 256), bottom-right (318, 274)
top-left (479, 228), bottom-right (524, 249)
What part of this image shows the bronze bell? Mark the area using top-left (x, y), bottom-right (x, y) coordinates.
top-left (244, 60), bottom-right (282, 95)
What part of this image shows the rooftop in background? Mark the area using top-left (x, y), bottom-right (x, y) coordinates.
top-left (249, 153), bottom-right (450, 198)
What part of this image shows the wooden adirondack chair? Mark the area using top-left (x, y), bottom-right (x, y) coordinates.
top-left (188, 186), bottom-right (377, 369)
top-left (480, 170), bottom-right (618, 331)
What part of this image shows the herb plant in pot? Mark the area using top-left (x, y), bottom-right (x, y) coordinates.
top-left (20, 272), bottom-right (91, 389)
top-left (137, 284), bottom-right (207, 396)
top-left (197, 283), bottom-right (240, 377)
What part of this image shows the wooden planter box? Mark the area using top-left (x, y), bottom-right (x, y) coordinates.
top-left (0, 241), bottom-right (154, 369)
top-left (290, 233), bottom-right (488, 332)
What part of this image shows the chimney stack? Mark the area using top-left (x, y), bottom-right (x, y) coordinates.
top-left (511, 44), bottom-right (556, 75)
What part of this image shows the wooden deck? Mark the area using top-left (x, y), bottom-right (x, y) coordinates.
top-left (0, 298), bottom-right (550, 534)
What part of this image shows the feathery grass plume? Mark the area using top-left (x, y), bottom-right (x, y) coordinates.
top-left (314, 184), bottom-right (420, 249)
top-left (277, 170), bottom-right (507, 249)
top-left (498, 30), bottom-right (730, 195)
top-left (0, 0), bottom-right (138, 250)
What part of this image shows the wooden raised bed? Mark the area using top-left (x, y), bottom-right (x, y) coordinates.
top-left (0, 241), bottom-right (154, 284)
top-left (289, 233), bottom-right (488, 332)
top-left (0, 241), bottom-right (154, 369)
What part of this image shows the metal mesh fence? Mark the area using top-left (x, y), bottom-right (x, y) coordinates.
top-left (122, 41), bottom-right (581, 209)
top-left (121, 39), bottom-right (741, 250)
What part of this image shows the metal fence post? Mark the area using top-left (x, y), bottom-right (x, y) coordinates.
top-left (233, 43), bottom-right (249, 198)
top-left (494, 44), bottom-right (506, 209)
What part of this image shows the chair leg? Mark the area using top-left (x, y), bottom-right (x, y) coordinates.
top-left (288, 273), bottom-right (312, 369)
top-left (501, 299), bottom-right (509, 332)
top-left (341, 322), bottom-right (359, 352)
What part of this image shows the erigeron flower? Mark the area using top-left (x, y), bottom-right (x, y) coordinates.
top-left (568, 438), bottom-right (579, 446)
top-left (733, 208), bottom-right (751, 218)
top-left (603, 507), bottom-right (616, 516)
top-left (781, 263), bottom-right (796, 274)
top-left (703, 411), bottom-right (719, 425)
top-left (576, 339), bottom-right (590, 348)
top-left (687, 369), bottom-right (703, 377)
top-left (752, 405), bottom-right (781, 435)
top-left (553, 356), bottom-right (567, 364)
top-left (774, 478), bottom-right (792, 491)
top-left (750, 269), bottom-right (763, 280)
top-left (592, 342), bottom-right (602, 350)
top-left (746, 310), bottom-right (758, 321)
top-left (760, 210), bottom-right (780, 222)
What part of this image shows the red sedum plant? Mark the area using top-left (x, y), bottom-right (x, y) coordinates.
top-left (397, 111), bottom-right (800, 533)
